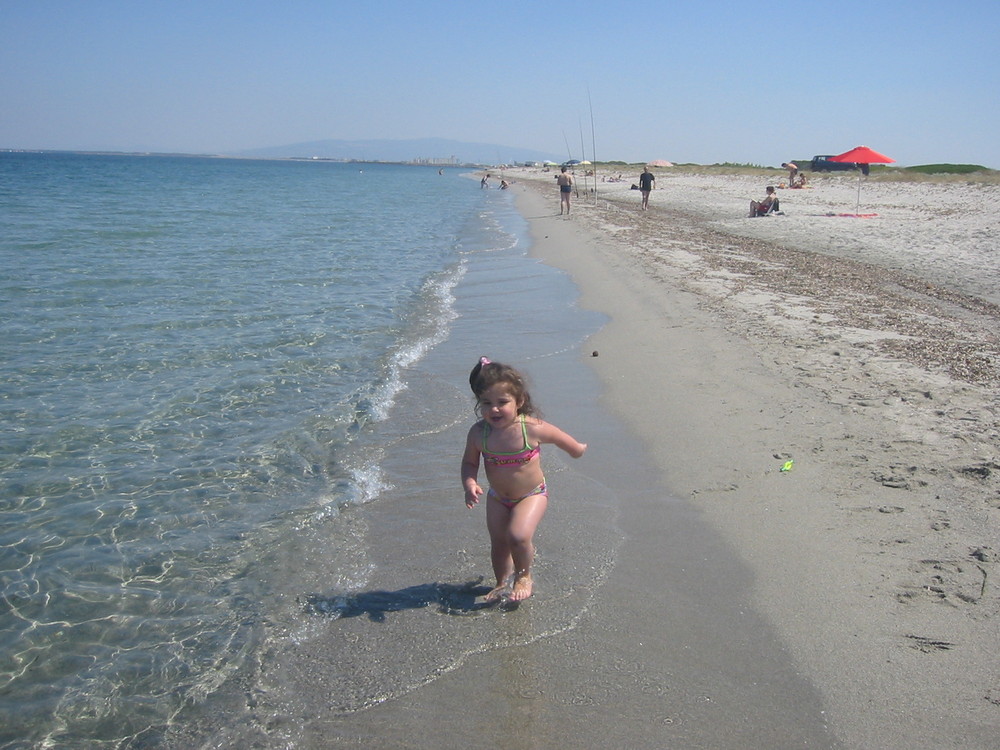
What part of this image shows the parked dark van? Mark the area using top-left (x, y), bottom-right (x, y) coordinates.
top-left (811, 155), bottom-right (869, 175)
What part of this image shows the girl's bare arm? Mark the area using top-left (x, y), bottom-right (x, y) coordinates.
top-left (532, 420), bottom-right (587, 458)
top-left (461, 424), bottom-right (485, 507)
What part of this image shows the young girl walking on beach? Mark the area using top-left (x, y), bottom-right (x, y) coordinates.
top-left (461, 357), bottom-right (587, 601)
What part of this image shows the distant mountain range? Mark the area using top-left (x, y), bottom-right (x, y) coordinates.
top-left (235, 137), bottom-right (561, 165)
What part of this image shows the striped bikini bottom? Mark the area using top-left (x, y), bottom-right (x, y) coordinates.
top-left (487, 480), bottom-right (547, 509)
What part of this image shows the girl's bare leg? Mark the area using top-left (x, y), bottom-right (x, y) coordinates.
top-left (484, 493), bottom-right (548, 601)
top-left (507, 494), bottom-right (548, 600)
top-left (485, 497), bottom-right (514, 600)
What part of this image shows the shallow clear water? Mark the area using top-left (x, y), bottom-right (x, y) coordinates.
top-left (2, 153), bottom-right (562, 746)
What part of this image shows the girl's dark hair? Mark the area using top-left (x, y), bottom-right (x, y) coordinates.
top-left (469, 357), bottom-right (538, 417)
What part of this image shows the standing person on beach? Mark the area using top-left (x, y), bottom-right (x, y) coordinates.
top-left (461, 357), bottom-right (587, 601)
top-left (781, 162), bottom-right (798, 187)
top-left (481, 173), bottom-right (490, 189)
top-left (639, 166), bottom-right (655, 210)
top-left (556, 166), bottom-right (574, 215)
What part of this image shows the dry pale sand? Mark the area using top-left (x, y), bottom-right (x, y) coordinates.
top-left (506, 166), bottom-right (999, 749)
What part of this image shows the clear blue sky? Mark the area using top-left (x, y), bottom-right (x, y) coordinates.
top-left (3, 0), bottom-right (998, 167)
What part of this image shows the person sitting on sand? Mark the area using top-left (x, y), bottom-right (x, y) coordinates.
top-left (462, 357), bottom-right (587, 602)
top-left (791, 172), bottom-right (808, 189)
top-left (749, 186), bottom-right (779, 217)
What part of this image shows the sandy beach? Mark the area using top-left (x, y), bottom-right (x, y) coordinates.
top-left (502, 166), bottom-right (999, 748)
top-left (223, 166), bottom-right (1000, 750)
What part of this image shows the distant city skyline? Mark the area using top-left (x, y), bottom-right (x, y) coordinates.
top-left (3, 1), bottom-right (998, 168)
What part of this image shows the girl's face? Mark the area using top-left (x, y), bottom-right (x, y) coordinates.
top-left (478, 384), bottom-right (522, 428)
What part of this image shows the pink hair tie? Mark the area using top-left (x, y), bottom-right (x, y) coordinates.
top-left (479, 356), bottom-right (491, 366)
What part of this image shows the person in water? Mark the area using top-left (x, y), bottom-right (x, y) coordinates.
top-left (461, 357), bottom-right (587, 601)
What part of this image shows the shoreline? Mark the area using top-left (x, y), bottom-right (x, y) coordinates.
top-left (511, 169), bottom-right (999, 748)
top-left (198, 169), bottom-right (999, 748)
top-left (241, 176), bottom-right (842, 748)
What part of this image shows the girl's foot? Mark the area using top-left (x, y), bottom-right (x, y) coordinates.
top-left (510, 573), bottom-right (533, 601)
top-left (483, 576), bottom-right (513, 602)
top-left (482, 584), bottom-right (507, 602)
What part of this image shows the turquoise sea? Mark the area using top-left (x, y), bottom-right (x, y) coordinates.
top-left (0, 153), bottom-right (612, 747)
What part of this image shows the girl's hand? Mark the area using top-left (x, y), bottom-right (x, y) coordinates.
top-left (465, 483), bottom-right (484, 509)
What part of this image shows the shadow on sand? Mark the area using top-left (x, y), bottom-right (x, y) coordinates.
top-left (299, 578), bottom-right (518, 622)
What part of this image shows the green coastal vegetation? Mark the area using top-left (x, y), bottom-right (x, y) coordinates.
top-left (902, 163), bottom-right (990, 174)
top-left (581, 160), bottom-right (999, 184)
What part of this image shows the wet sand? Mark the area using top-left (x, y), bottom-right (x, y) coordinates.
top-left (507, 167), bottom-right (999, 749)
top-left (206, 168), bottom-right (998, 749)
top-left (227, 176), bottom-right (844, 748)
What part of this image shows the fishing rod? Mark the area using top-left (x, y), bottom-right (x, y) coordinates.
top-left (588, 88), bottom-right (597, 199)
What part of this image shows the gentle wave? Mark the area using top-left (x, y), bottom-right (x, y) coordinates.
top-left (0, 153), bottom-right (495, 747)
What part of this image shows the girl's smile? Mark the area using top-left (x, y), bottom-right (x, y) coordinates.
top-left (478, 384), bottom-right (521, 429)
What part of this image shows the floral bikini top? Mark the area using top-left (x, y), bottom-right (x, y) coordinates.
top-left (481, 415), bottom-right (540, 467)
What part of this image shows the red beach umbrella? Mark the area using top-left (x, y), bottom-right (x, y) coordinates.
top-left (829, 145), bottom-right (895, 215)
top-left (830, 145), bottom-right (894, 165)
